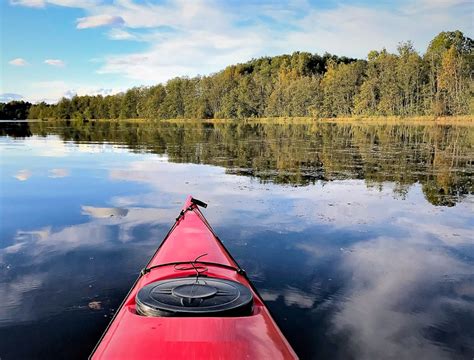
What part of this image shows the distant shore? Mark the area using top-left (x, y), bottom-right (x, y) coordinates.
top-left (164, 115), bottom-right (474, 125)
top-left (16, 115), bottom-right (474, 126)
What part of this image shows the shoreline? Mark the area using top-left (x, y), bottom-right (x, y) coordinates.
top-left (10, 115), bottom-right (474, 126)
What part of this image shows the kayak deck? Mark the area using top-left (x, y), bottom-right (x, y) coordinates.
top-left (91, 197), bottom-right (297, 359)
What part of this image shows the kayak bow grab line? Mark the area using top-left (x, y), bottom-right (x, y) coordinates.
top-left (90, 196), bottom-right (298, 359)
top-left (140, 198), bottom-right (247, 278)
top-left (173, 253), bottom-right (209, 279)
top-left (138, 250), bottom-right (254, 317)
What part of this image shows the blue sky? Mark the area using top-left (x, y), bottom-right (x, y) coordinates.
top-left (1, 0), bottom-right (472, 103)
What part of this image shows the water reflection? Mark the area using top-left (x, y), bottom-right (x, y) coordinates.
top-left (14, 169), bottom-right (31, 181)
top-left (2, 120), bottom-right (472, 206)
top-left (332, 238), bottom-right (474, 360)
top-left (49, 168), bottom-right (69, 178)
top-left (81, 206), bottom-right (129, 219)
top-left (0, 120), bottom-right (473, 359)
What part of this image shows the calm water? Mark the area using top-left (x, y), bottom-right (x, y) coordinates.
top-left (0, 120), bottom-right (473, 360)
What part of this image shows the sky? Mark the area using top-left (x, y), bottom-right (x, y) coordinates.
top-left (1, 0), bottom-right (472, 103)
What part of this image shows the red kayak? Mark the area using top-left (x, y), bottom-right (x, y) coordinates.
top-left (91, 196), bottom-right (298, 359)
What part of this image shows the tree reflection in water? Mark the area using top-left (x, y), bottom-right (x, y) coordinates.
top-left (2, 119), bottom-right (471, 207)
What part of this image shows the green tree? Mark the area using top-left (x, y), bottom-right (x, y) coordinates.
top-left (396, 42), bottom-right (426, 116)
top-left (56, 98), bottom-right (72, 119)
top-left (424, 31), bottom-right (473, 115)
top-left (20, 30), bottom-right (473, 120)
top-left (321, 60), bottom-right (366, 117)
top-left (437, 46), bottom-right (471, 114)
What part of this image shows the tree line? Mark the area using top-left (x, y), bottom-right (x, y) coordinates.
top-left (0, 101), bottom-right (31, 120)
top-left (1, 31), bottom-right (472, 120)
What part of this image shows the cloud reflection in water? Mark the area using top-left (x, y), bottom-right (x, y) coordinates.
top-left (330, 237), bottom-right (474, 360)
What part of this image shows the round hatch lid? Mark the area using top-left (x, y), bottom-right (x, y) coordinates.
top-left (136, 277), bottom-right (253, 317)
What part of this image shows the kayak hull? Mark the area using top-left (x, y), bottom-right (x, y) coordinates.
top-left (91, 196), bottom-right (297, 359)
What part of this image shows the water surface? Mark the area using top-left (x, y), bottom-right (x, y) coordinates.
top-left (0, 120), bottom-right (473, 359)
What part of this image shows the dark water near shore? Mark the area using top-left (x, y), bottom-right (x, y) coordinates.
top-left (0, 119), bottom-right (473, 360)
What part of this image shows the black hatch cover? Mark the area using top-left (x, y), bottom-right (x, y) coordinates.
top-left (135, 277), bottom-right (253, 317)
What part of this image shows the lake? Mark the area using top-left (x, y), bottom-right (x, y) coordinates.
top-left (0, 119), bottom-right (473, 360)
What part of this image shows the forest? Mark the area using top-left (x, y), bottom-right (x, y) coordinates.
top-left (1, 31), bottom-right (472, 120)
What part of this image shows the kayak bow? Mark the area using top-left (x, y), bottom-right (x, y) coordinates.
top-left (91, 196), bottom-right (298, 359)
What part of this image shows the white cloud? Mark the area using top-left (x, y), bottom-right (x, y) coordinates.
top-left (9, 0), bottom-right (44, 7)
top-left (44, 59), bottom-right (65, 67)
top-left (9, 58), bottom-right (28, 66)
top-left (407, 0), bottom-right (471, 12)
top-left (98, 29), bottom-right (264, 83)
top-left (0, 93), bottom-right (24, 102)
top-left (76, 14), bottom-right (125, 29)
top-left (49, 0), bottom-right (99, 6)
top-left (107, 28), bottom-right (136, 41)
top-left (28, 80), bottom-right (123, 103)
top-left (85, 0), bottom-right (228, 29)
top-left (89, 0), bottom-right (267, 82)
top-left (10, 0), bottom-right (100, 8)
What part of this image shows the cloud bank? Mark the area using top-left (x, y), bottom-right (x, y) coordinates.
top-left (0, 93), bottom-right (24, 102)
top-left (10, 0), bottom-right (99, 8)
top-left (44, 59), bottom-right (65, 67)
top-left (76, 14), bottom-right (125, 29)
